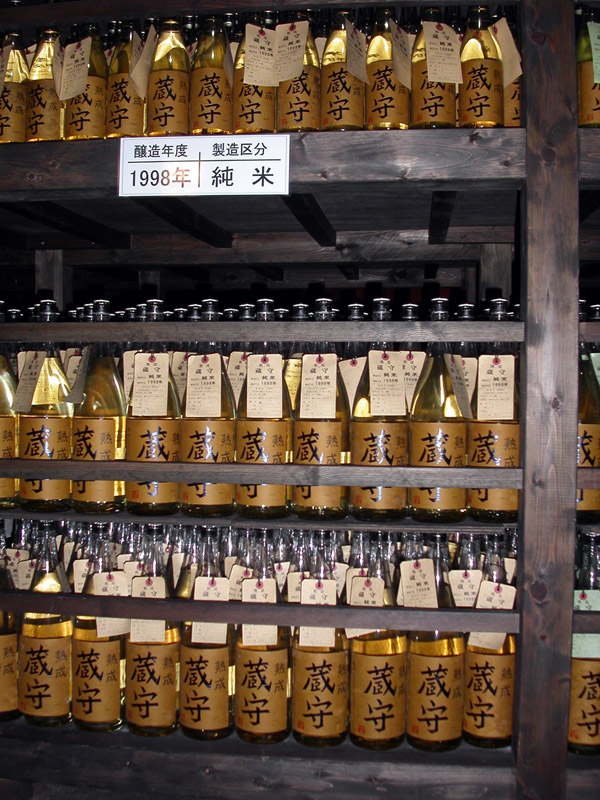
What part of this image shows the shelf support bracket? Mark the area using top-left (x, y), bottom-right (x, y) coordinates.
top-left (282, 193), bottom-right (336, 247)
top-left (135, 197), bottom-right (233, 248)
top-left (428, 191), bottom-right (457, 244)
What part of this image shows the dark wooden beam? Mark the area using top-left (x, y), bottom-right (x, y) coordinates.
top-left (479, 243), bottom-right (513, 302)
top-left (428, 191), bottom-right (457, 244)
top-left (134, 197), bottom-right (233, 248)
top-left (34, 250), bottom-right (70, 309)
top-left (579, 189), bottom-right (600, 224)
top-left (282, 194), bottom-right (336, 247)
top-left (0, 228), bottom-right (27, 250)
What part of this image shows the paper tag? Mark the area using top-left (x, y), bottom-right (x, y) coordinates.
top-left (226, 351), bottom-right (248, 406)
top-left (130, 26), bottom-right (157, 99)
top-left (229, 564), bottom-right (252, 601)
top-left (344, 566), bottom-right (368, 600)
top-left (132, 352), bottom-right (169, 417)
top-left (399, 559), bottom-right (438, 608)
top-left (477, 355), bottom-right (515, 421)
top-left (274, 560), bottom-right (291, 593)
top-left (130, 575), bottom-right (167, 642)
top-left (345, 575), bottom-right (384, 639)
top-left (171, 351), bottom-right (189, 405)
top-left (12, 351), bottom-right (45, 414)
top-left (368, 350), bottom-right (405, 416)
top-left (242, 577), bottom-right (278, 646)
top-left (461, 356), bottom-right (478, 403)
top-left (346, 20), bottom-right (368, 83)
top-left (299, 578), bottom-right (336, 647)
top-left (93, 572), bottom-right (131, 636)
top-left (17, 559), bottom-right (36, 591)
top-left (390, 20), bottom-right (412, 89)
top-left (286, 570), bottom-right (308, 603)
top-left (468, 581), bottom-right (516, 650)
top-left (504, 557), bottom-right (517, 585)
top-left (573, 589), bottom-right (600, 658)
top-left (52, 38), bottom-right (64, 96)
top-left (117, 553), bottom-right (132, 571)
top-left (58, 37), bottom-right (92, 101)
top-left (275, 20), bottom-right (308, 83)
top-left (342, 544), bottom-right (351, 563)
top-left (62, 541), bottom-right (76, 568)
top-left (490, 17), bottom-right (522, 86)
top-left (332, 561), bottom-right (349, 598)
top-left (246, 354), bottom-right (283, 418)
top-left (423, 21), bottom-right (462, 84)
top-left (17, 350), bottom-right (27, 378)
top-left (0, 45), bottom-right (11, 94)
top-left (72, 558), bottom-right (91, 593)
top-left (65, 347), bottom-right (90, 404)
top-left (224, 32), bottom-right (234, 88)
top-left (24, 43), bottom-right (36, 69)
top-left (185, 353), bottom-right (222, 417)
top-left (191, 576), bottom-right (229, 644)
top-left (244, 24), bottom-right (277, 87)
top-left (443, 353), bottom-right (473, 418)
top-left (449, 569), bottom-right (483, 607)
top-left (6, 548), bottom-right (28, 587)
top-left (400, 350), bottom-right (426, 412)
top-left (121, 350), bottom-right (136, 400)
top-left (339, 356), bottom-right (366, 413)
top-left (224, 555), bottom-right (237, 580)
top-left (299, 353), bottom-right (337, 418)
top-left (123, 559), bottom-right (144, 594)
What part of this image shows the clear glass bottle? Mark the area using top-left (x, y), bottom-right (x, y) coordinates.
top-left (365, 8), bottom-right (409, 130)
top-left (0, 329), bottom-right (17, 507)
top-left (277, 11), bottom-right (321, 132)
top-left (283, 302), bottom-right (310, 413)
top-left (147, 18), bottom-right (190, 135)
top-left (106, 20), bottom-right (145, 138)
top-left (190, 16), bottom-right (233, 135)
top-left (458, 5), bottom-right (503, 128)
top-left (233, 12), bottom-right (276, 133)
top-left (410, 7), bottom-right (456, 128)
top-left (64, 23), bottom-right (107, 140)
top-left (0, 538), bottom-right (19, 721)
top-left (578, 7), bottom-right (600, 127)
top-left (26, 28), bottom-right (64, 141)
top-left (320, 9), bottom-right (365, 131)
top-left (0, 30), bottom-right (29, 143)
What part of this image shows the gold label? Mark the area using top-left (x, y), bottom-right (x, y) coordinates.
top-left (321, 63), bottom-right (364, 129)
top-left (126, 418), bottom-right (179, 462)
top-left (569, 657), bottom-right (600, 746)
top-left (72, 480), bottom-right (118, 504)
top-left (366, 60), bottom-right (409, 129)
top-left (72, 418), bottom-right (116, 460)
top-left (350, 650), bottom-right (406, 741)
top-left (410, 63), bottom-right (455, 126)
top-left (106, 72), bottom-right (145, 136)
top-left (180, 644), bottom-right (231, 731)
top-left (463, 651), bottom-right (514, 739)
top-left (190, 67), bottom-right (232, 133)
top-left (182, 482), bottom-right (234, 506)
top-left (577, 423), bottom-right (600, 511)
top-left (351, 420), bottom-right (407, 510)
top-left (578, 61), bottom-right (600, 126)
top-left (0, 415), bottom-right (16, 457)
top-left (236, 482), bottom-right (287, 508)
top-left (26, 79), bottom-right (62, 141)
top-left (292, 648), bottom-right (348, 737)
top-left (293, 420), bottom-right (345, 509)
top-left (503, 77), bottom-right (520, 127)
top-left (20, 478), bottom-right (70, 501)
top-left (235, 647), bottom-right (288, 734)
top-left (147, 70), bottom-right (189, 135)
top-left (72, 637), bottom-right (122, 724)
top-left (467, 421), bottom-right (519, 512)
top-left (65, 76), bottom-right (106, 138)
top-left (407, 652), bottom-right (464, 742)
top-left (0, 633), bottom-right (17, 713)
top-left (18, 635), bottom-right (71, 718)
top-left (233, 70), bottom-right (276, 132)
top-left (237, 420), bottom-right (288, 465)
top-left (20, 415), bottom-right (70, 460)
top-left (126, 641), bottom-right (178, 728)
top-left (409, 421), bottom-right (466, 510)
top-left (126, 481), bottom-right (179, 504)
top-left (181, 419), bottom-right (234, 463)
top-left (277, 65), bottom-right (320, 131)
top-left (0, 83), bottom-right (27, 143)
top-left (459, 58), bottom-right (503, 126)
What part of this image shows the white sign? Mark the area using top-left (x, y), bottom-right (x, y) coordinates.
top-left (119, 135), bottom-right (290, 197)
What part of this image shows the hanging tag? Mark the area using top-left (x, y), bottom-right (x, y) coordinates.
top-left (341, 544), bottom-right (352, 563)
top-left (299, 353), bottom-right (337, 418)
top-left (573, 589), bottom-right (600, 658)
top-left (171, 351), bottom-right (189, 405)
top-left (226, 351), bottom-right (249, 407)
top-left (223, 31), bottom-right (234, 88)
top-left (344, 566), bottom-right (368, 600)
top-left (332, 561), bottom-right (349, 598)
top-left (443, 354), bottom-right (473, 418)
top-left (339, 356), bottom-right (366, 412)
top-left (17, 350), bottom-right (28, 378)
top-left (246, 353), bottom-right (283, 418)
top-left (117, 553), bottom-right (133, 571)
top-left (459, 356), bottom-right (478, 403)
top-left (132, 352), bottom-right (169, 417)
top-left (65, 347), bottom-right (91, 404)
top-left (504, 557), bottom-right (517, 585)
top-left (423, 21), bottom-right (462, 84)
top-left (477, 355), bottom-right (515, 421)
top-left (274, 560), bottom-right (291, 593)
top-left (24, 43), bottom-right (36, 69)
top-left (0, 45), bottom-right (12, 94)
top-left (130, 575), bottom-right (167, 642)
top-left (242, 577), bottom-right (278, 645)
top-left (390, 20), bottom-right (411, 89)
top-left (52, 37), bottom-right (65, 96)
top-left (121, 350), bottom-right (136, 400)
top-left (58, 37), bottom-right (92, 101)
top-left (346, 20), bottom-right (368, 84)
top-left (286, 570), bottom-right (308, 603)
top-left (12, 351), bottom-right (45, 414)
top-left (346, 575), bottom-right (384, 639)
top-left (275, 20), bottom-right (308, 83)
top-left (490, 18), bottom-right (522, 86)
top-left (449, 569), bottom-right (483, 607)
top-left (130, 25), bottom-right (158, 99)
top-left (17, 558), bottom-right (36, 591)
top-left (93, 572), bottom-right (131, 636)
top-left (244, 24), bottom-right (278, 87)
top-left (185, 353), bottom-right (222, 417)
top-left (399, 559), bottom-right (438, 608)
top-left (123, 559), bottom-right (144, 594)
top-left (399, 350), bottom-right (426, 412)
top-left (368, 350), bottom-right (406, 416)
top-left (5, 547), bottom-right (29, 588)
top-left (223, 555), bottom-right (237, 580)
top-left (468, 581), bottom-right (517, 650)
top-left (72, 558), bottom-right (92, 593)
top-left (299, 578), bottom-right (336, 647)
top-left (191, 576), bottom-right (230, 644)
top-left (229, 564), bottom-right (253, 601)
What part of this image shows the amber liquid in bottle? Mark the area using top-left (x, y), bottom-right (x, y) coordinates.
top-left (26, 29), bottom-right (64, 142)
top-left (190, 16), bottom-right (233, 134)
top-left (106, 21), bottom-right (145, 137)
top-left (0, 553), bottom-right (19, 720)
top-left (147, 19), bottom-right (190, 136)
top-left (0, 345), bottom-right (17, 507)
top-left (65, 25), bottom-right (107, 140)
top-left (365, 8), bottom-right (409, 131)
top-left (458, 5), bottom-right (503, 128)
top-left (0, 32), bottom-right (29, 143)
top-left (277, 12), bottom-right (321, 132)
top-left (410, 8), bottom-right (456, 129)
top-left (233, 13), bottom-right (276, 134)
top-left (320, 10), bottom-right (364, 131)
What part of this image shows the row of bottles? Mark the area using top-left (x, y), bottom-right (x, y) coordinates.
top-left (0, 521), bottom-right (517, 750)
top-left (0, 5), bottom-right (520, 143)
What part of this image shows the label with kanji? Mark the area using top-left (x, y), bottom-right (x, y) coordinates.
top-left (192, 576), bottom-right (230, 644)
top-left (351, 421), bottom-right (407, 467)
top-left (407, 652), bottom-right (464, 742)
top-left (170, 351), bottom-right (188, 401)
top-left (72, 637), bottom-right (122, 724)
top-left (126, 418), bottom-right (179, 462)
top-left (0, 415), bottom-right (15, 498)
top-left (368, 350), bottom-right (405, 416)
top-left (235, 646), bottom-right (288, 734)
top-left (459, 58), bottom-right (503, 126)
top-left (476, 355), bottom-right (515, 420)
top-left (351, 649), bottom-right (406, 741)
top-left (400, 559), bottom-right (438, 608)
top-left (180, 644), bottom-right (231, 731)
top-left (366, 60), bottom-right (409, 129)
top-left (399, 350), bottom-right (426, 411)
top-left (0, 82), bottom-right (26, 143)
top-left (147, 70), bottom-right (189, 135)
top-left (503, 77), bottom-right (520, 127)
top-left (293, 419), bottom-right (345, 510)
top-left (449, 569), bottom-right (483, 608)
top-left (409, 421), bottom-right (467, 511)
top-left (226, 351), bottom-right (248, 406)
top-left (132, 352), bottom-right (170, 417)
top-left (468, 421), bottom-right (519, 512)
top-left (180, 418), bottom-right (234, 464)
top-left (26, 80), bottom-right (62, 141)
top-left (13, 351), bottom-right (45, 413)
top-left (422, 21), bottom-right (462, 84)
top-left (577, 423), bottom-right (600, 512)
top-left (0, 633), bottom-right (17, 713)
top-left (299, 353), bottom-right (338, 419)
top-left (233, 70), bottom-right (276, 133)
top-left (106, 72), bottom-right (145, 137)
top-left (463, 650), bottom-right (514, 740)
top-left (236, 419), bottom-right (288, 508)
top-left (321, 63), bottom-right (364, 130)
top-left (339, 356), bottom-right (366, 412)
top-left (126, 641), bottom-right (178, 728)
top-left (299, 579), bottom-right (337, 648)
top-left (72, 417), bottom-right (116, 460)
top-left (18, 635), bottom-right (72, 718)
top-left (185, 353), bottom-right (222, 418)
top-left (277, 65), bottom-right (320, 131)
top-left (275, 20), bottom-right (309, 83)
top-left (244, 24), bottom-right (277, 87)
top-left (126, 480), bottom-right (179, 505)
top-left (65, 75), bottom-right (106, 139)
top-left (246, 354), bottom-right (283, 418)
top-left (292, 648), bottom-right (348, 738)
top-left (468, 582), bottom-right (517, 651)
top-left (568, 657), bottom-right (600, 746)
top-left (410, 62), bottom-right (456, 127)
top-left (578, 61), bottom-right (600, 126)
top-left (190, 67), bottom-right (232, 133)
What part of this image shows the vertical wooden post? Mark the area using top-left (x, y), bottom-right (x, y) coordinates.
top-left (516, 1), bottom-right (578, 799)
top-left (34, 250), bottom-right (71, 309)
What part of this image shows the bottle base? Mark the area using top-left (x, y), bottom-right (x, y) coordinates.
top-left (126, 721), bottom-right (179, 736)
top-left (236, 727), bottom-right (289, 744)
top-left (469, 509), bottom-right (517, 523)
top-left (71, 500), bottom-right (126, 514)
top-left (20, 499), bottom-right (71, 512)
top-left (462, 731), bottom-right (511, 748)
top-left (73, 717), bottom-right (123, 733)
top-left (181, 504), bottom-right (235, 517)
top-left (24, 712), bottom-right (72, 727)
top-left (236, 506), bottom-right (290, 519)
top-left (293, 730), bottom-right (346, 747)
top-left (349, 732), bottom-right (403, 750)
top-left (181, 724), bottom-right (234, 740)
top-left (406, 733), bottom-right (462, 752)
top-left (350, 507), bottom-right (406, 521)
top-left (0, 708), bottom-right (21, 722)
top-left (293, 507), bottom-right (347, 520)
top-left (409, 509), bottom-right (467, 523)
top-left (126, 503), bottom-right (181, 515)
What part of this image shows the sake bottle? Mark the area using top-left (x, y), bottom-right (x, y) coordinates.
top-left (409, 298), bottom-right (468, 521)
top-left (338, 303), bottom-right (367, 415)
top-left (0, 31), bottom-right (29, 143)
top-left (277, 11), bottom-right (321, 132)
top-left (0, 539), bottom-right (19, 721)
top-left (283, 302), bottom-right (310, 413)
top-left (458, 5), bottom-right (503, 128)
top-left (190, 15), bottom-right (233, 134)
top-left (64, 23), bottom-right (107, 140)
top-left (500, 7), bottom-right (521, 127)
top-left (106, 20), bottom-right (145, 138)
top-left (320, 9), bottom-right (364, 131)
top-left (71, 300), bottom-right (127, 513)
top-left (147, 18), bottom-right (190, 136)
top-left (18, 522), bottom-right (73, 726)
top-left (410, 7), bottom-right (456, 128)
top-left (578, 7), bottom-right (600, 127)
top-left (577, 299), bottom-right (600, 523)
top-left (0, 331), bottom-right (17, 508)
top-left (26, 28), bottom-right (64, 142)
top-left (233, 12), bottom-right (276, 133)
top-left (365, 8), bottom-right (409, 130)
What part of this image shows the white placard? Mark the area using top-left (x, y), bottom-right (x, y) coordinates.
top-left (339, 356), bottom-right (366, 413)
top-left (399, 559), bottom-right (438, 608)
top-left (241, 577), bottom-right (278, 646)
top-left (449, 569), bottom-right (483, 608)
top-left (490, 18), bottom-right (522, 86)
top-left (346, 20), bottom-right (368, 84)
top-left (390, 21), bottom-right (411, 89)
top-left (12, 351), bottom-right (45, 414)
top-left (423, 20), bottom-right (462, 84)
top-left (130, 575), bottom-right (167, 642)
top-left (368, 350), bottom-right (405, 416)
top-left (468, 581), bottom-right (517, 651)
top-left (93, 572), bottom-right (131, 637)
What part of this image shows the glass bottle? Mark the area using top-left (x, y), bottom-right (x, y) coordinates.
top-left (320, 9), bottom-right (365, 131)
top-left (71, 300), bottom-right (127, 513)
top-left (458, 5), bottom-right (503, 128)
top-left (106, 20), bottom-right (145, 138)
top-left (577, 300), bottom-right (600, 523)
top-left (338, 303), bottom-right (367, 414)
top-left (0, 31), bottom-right (29, 143)
top-left (147, 18), bottom-right (190, 136)
top-left (233, 12), bottom-right (276, 133)
top-left (65, 23), bottom-right (107, 140)
top-left (578, 7), bottom-right (600, 127)
top-left (277, 11), bottom-right (321, 132)
top-left (410, 7), bottom-right (456, 128)
top-left (0, 331), bottom-right (17, 508)
top-left (500, 7), bottom-right (521, 128)
top-left (190, 16), bottom-right (233, 135)
top-left (26, 28), bottom-right (64, 142)
top-left (365, 8), bottom-right (409, 130)
top-left (283, 302), bottom-right (310, 413)
top-left (0, 539), bottom-right (19, 721)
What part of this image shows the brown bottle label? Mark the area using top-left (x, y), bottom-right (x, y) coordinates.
top-left (321, 63), bottom-right (364, 129)
top-left (459, 58), bottom-right (503, 126)
top-left (0, 415), bottom-right (16, 497)
top-left (236, 419), bottom-right (288, 508)
top-left (72, 637), bottom-right (122, 724)
top-left (26, 79), bottom-right (62, 141)
top-left (126, 481), bottom-right (179, 504)
top-left (0, 633), bottom-right (18, 713)
top-left (365, 60), bottom-right (409, 129)
top-left (233, 70), bottom-right (275, 132)
top-left (147, 70), bottom-right (189, 135)
top-left (569, 657), bottom-right (600, 746)
top-left (350, 420), bottom-right (407, 510)
top-left (72, 418), bottom-right (116, 460)
top-left (180, 644), bottom-right (231, 731)
top-left (410, 62), bottom-right (456, 126)
top-left (292, 647), bottom-right (348, 737)
top-left (65, 76), bottom-right (106, 139)
top-left (106, 73), bottom-right (145, 136)
top-left (277, 65), bottom-right (320, 131)
top-left (190, 67), bottom-right (232, 133)
top-left (577, 423), bottom-right (600, 511)
top-left (126, 641), bottom-right (178, 729)
top-left (407, 652), bottom-right (464, 742)
top-left (350, 649), bottom-right (406, 741)
top-left (126, 418), bottom-right (179, 462)
top-left (578, 61), bottom-right (600, 126)
top-left (467, 421), bottom-right (519, 511)
top-left (293, 419), bottom-right (345, 510)
top-left (503, 77), bottom-right (520, 127)
top-left (18, 635), bottom-right (71, 718)
top-left (181, 418), bottom-right (234, 463)
top-left (463, 650), bottom-right (514, 739)
top-left (20, 415), bottom-right (70, 460)
top-left (235, 646), bottom-right (288, 734)
top-left (0, 83), bottom-right (27, 143)
top-left (409, 421), bottom-right (466, 511)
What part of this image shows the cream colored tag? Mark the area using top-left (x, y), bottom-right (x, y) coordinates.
top-left (299, 578), bottom-right (336, 647)
top-left (590, 22), bottom-right (600, 88)
top-left (17, 558), bottom-right (35, 591)
top-left (443, 353), bottom-right (473, 418)
top-left (286, 570), bottom-right (308, 603)
top-left (344, 567), bottom-right (368, 602)
top-left (58, 37), bottom-right (92, 101)
top-left (65, 348), bottom-right (81, 383)
top-left (0, 45), bottom-right (12, 93)
top-left (65, 347), bottom-right (90, 404)
top-left (13, 351), bottom-right (45, 413)
top-left (339, 356), bottom-right (366, 412)
top-left (389, 20), bottom-right (412, 89)
top-left (572, 589), bottom-right (600, 658)
top-left (504, 557), bottom-right (516, 585)
top-left (460, 356), bottom-right (478, 404)
top-left (368, 350), bottom-right (406, 416)
top-left (226, 351), bottom-right (248, 406)
top-left (274, 561), bottom-right (291, 593)
top-left (247, 353), bottom-right (283, 418)
top-left (449, 569), bottom-right (483, 607)
top-left (191, 576), bottom-right (229, 644)
top-left (6, 548), bottom-right (29, 587)
top-left (132, 352), bottom-right (169, 417)
top-left (468, 581), bottom-right (517, 650)
top-left (130, 25), bottom-right (157, 98)
top-left (73, 558), bottom-right (91, 593)
top-left (244, 24), bottom-right (277, 87)
top-left (122, 350), bottom-right (136, 400)
top-left (399, 350), bottom-right (426, 412)
top-left (590, 353), bottom-right (600, 388)
top-left (93, 572), bottom-right (131, 636)
top-left (52, 38), bottom-right (64, 96)
top-left (346, 20), bottom-right (368, 83)
top-left (400, 559), bottom-right (438, 608)
top-left (185, 353), bottom-right (222, 418)
top-left (224, 555), bottom-right (237, 579)
top-left (342, 544), bottom-right (351, 563)
top-left (242, 577), bottom-right (278, 645)
top-left (477, 355), bottom-right (515, 421)
top-left (171, 351), bottom-right (189, 404)
top-left (123, 559), bottom-right (146, 593)
top-left (299, 353), bottom-right (337, 419)
top-left (229, 564), bottom-right (252, 601)
top-left (130, 575), bottom-right (167, 642)
top-left (171, 551), bottom-right (186, 588)
top-left (332, 561), bottom-right (349, 598)
top-left (62, 541), bottom-right (76, 568)
top-left (117, 553), bottom-right (133, 571)
top-left (275, 20), bottom-right (308, 83)
top-left (423, 21), bottom-right (462, 84)
top-left (346, 575), bottom-right (384, 639)
top-left (17, 350), bottom-right (27, 378)
top-left (490, 17), bottom-right (522, 86)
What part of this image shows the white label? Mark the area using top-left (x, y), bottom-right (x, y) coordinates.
top-left (52, 38), bottom-right (64, 96)
top-left (468, 581), bottom-right (517, 650)
top-left (65, 347), bottom-right (90, 405)
top-left (130, 575), bottom-right (167, 642)
top-left (122, 350), bottom-right (136, 401)
top-left (346, 20), bottom-right (368, 84)
top-left (246, 353), bottom-right (283, 418)
top-left (129, 26), bottom-right (157, 99)
top-left (6, 548), bottom-right (29, 588)
top-left (315, 37), bottom-right (327, 65)
top-left (573, 589), bottom-right (600, 658)
top-left (185, 353), bottom-right (222, 418)
top-left (346, 575), bottom-right (384, 639)
top-left (368, 350), bottom-right (405, 416)
top-left (390, 20), bottom-right (412, 89)
top-left (344, 566), bottom-right (368, 601)
top-left (242, 577), bottom-right (278, 645)
top-left (477, 355), bottom-right (515, 421)
top-left (504, 557), bottom-right (517, 585)
top-left (226, 351), bottom-right (249, 407)
top-left (17, 559), bottom-right (36, 591)
top-left (332, 561), bottom-right (349, 599)
top-left (423, 20), bottom-right (462, 84)
top-left (229, 40), bottom-right (239, 65)
top-left (224, 555), bottom-right (237, 580)
top-left (299, 578), bottom-right (336, 647)
top-left (93, 572), bottom-right (131, 637)
top-left (274, 560), bottom-right (291, 593)
top-left (191, 576), bottom-right (229, 644)
top-left (117, 553), bottom-right (133, 571)
top-left (286, 570), bottom-right (308, 603)
top-left (66, 351), bottom-right (82, 386)
top-left (275, 20), bottom-right (308, 83)
top-left (299, 353), bottom-right (337, 419)
top-left (342, 544), bottom-right (351, 563)
top-left (0, 45), bottom-right (11, 93)
top-left (132, 352), bottom-right (169, 417)
top-left (171, 351), bottom-right (189, 405)
top-left (490, 17), bottom-right (522, 86)
top-left (58, 37), bottom-right (92, 101)
top-left (443, 353), bottom-right (473, 418)
top-left (12, 351), bottom-right (45, 413)
top-left (449, 569), bottom-right (483, 608)
top-left (399, 559), bottom-right (438, 608)
top-left (17, 350), bottom-right (27, 379)
top-left (123, 559), bottom-right (144, 595)
top-left (400, 350), bottom-right (426, 412)
top-left (229, 564), bottom-right (252, 601)
top-left (339, 356), bottom-right (366, 413)
top-left (243, 23), bottom-right (277, 86)
top-left (72, 558), bottom-right (91, 593)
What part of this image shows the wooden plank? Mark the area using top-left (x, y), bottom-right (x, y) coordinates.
top-left (575, 469), bottom-right (600, 488)
top-left (134, 198), bottom-right (233, 248)
top-left (479, 243), bottom-right (513, 302)
top-left (572, 611), bottom-right (600, 633)
top-left (515, 2), bottom-right (579, 799)
top-left (428, 191), bottom-right (457, 244)
top-left (34, 250), bottom-right (66, 309)
top-left (579, 128), bottom-right (600, 185)
top-left (282, 194), bottom-right (337, 247)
